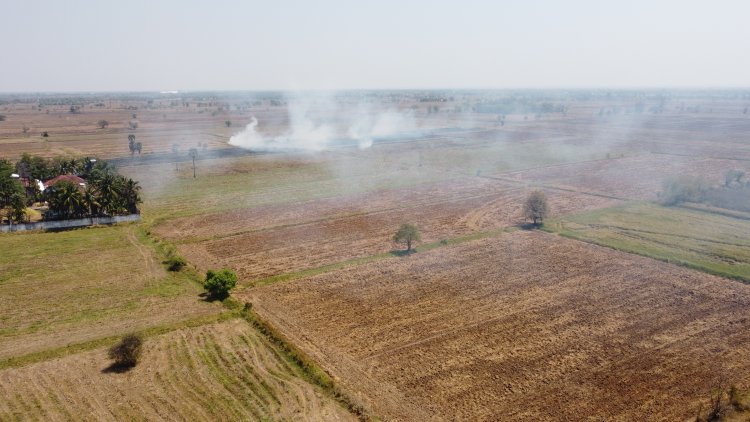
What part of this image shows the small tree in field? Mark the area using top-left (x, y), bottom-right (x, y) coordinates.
top-left (393, 223), bottom-right (420, 252)
top-left (204, 268), bottom-right (237, 300)
top-left (97, 119), bottom-right (109, 129)
top-left (108, 333), bottom-right (143, 369)
top-left (523, 190), bottom-right (549, 225)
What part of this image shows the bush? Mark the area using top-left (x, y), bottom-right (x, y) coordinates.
top-left (660, 177), bottom-right (708, 205)
top-left (204, 268), bottom-right (238, 300)
top-left (165, 255), bottom-right (186, 271)
top-left (108, 333), bottom-right (143, 368)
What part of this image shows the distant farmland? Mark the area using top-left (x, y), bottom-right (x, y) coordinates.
top-left (2, 90), bottom-right (750, 420)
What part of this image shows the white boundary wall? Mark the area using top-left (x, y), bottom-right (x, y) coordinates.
top-left (0, 214), bottom-right (140, 233)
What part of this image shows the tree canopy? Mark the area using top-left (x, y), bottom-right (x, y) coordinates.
top-left (5, 154), bottom-right (142, 220)
top-left (393, 223), bottom-right (421, 251)
top-left (523, 190), bottom-right (549, 225)
top-left (204, 269), bottom-right (238, 300)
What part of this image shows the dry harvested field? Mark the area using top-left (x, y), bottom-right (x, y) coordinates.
top-left (498, 153), bottom-right (750, 200)
top-left (0, 319), bottom-right (354, 421)
top-left (244, 231), bottom-right (750, 421)
top-left (0, 225), bottom-right (221, 360)
top-left (0, 100), bottom-right (253, 159)
top-left (3, 91), bottom-right (750, 420)
top-left (168, 178), bottom-right (618, 281)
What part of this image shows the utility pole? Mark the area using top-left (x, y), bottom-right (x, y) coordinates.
top-left (189, 148), bottom-right (197, 178)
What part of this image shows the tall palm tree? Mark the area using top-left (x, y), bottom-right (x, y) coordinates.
top-left (95, 174), bottom-right (119, 215)
top-left (120, 178), bottom-right (141, 214)
top-left (83, 185), bottom-right (100, 217)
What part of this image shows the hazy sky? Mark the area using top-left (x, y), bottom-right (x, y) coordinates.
top-left (1, 0), bottom-right (749, 92)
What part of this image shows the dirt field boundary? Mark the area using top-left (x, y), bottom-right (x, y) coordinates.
top-left (240, 307), bottom-right (376, 421)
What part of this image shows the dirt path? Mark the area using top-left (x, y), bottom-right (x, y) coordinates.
top-left (126, 226), bottom-right (163, 279)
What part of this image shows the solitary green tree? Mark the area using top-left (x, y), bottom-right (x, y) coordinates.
top-left (204, 268), bottom-right (237, 300)
top-left (393, 223), bottom-right (421, 252)
top-left (523, 190), bottom-right (549, 225)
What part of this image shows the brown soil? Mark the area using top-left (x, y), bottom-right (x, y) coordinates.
top-left (171, 179), bottom-right (617, 281)
top-left (244, 231), bottom-right (750, 421)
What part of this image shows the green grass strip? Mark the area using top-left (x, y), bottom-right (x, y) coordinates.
top-left (0, 312), bottom-right (237, 370)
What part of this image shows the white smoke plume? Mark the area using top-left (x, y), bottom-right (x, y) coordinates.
top-left (229, 96), bottom-right (417, 152)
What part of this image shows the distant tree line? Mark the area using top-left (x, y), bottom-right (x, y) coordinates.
top-left (1, 154), bottom-right (141, 223)
top-left (474, 100), bottom-right (566, 115)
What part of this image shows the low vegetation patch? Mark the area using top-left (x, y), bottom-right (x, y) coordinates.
top-left (545, 202), bottom-right (750, 282)
top-left (165, 255), bottom-right (187, 271)
top-left (694, 384), bottom-right (750, 422)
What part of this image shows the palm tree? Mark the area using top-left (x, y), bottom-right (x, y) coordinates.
top-left (47, 181), bottom-right (84, 219)
top-left (120, 178), bottom-right (141, 214)
top-left (95, 174), bottom-right (119, 215)
top-left (83, 185), bottom-right (100, 217)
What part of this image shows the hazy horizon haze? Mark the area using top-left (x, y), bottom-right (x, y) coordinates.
top-left (1, 0), bottom-right (749, 92)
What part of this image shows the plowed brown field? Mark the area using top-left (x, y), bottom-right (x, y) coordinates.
top-left (167, 178), bottom-right (618, 281)
top-left (244, 231), bottom-right (750, 421)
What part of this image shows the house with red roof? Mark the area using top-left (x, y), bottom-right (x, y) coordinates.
top-left (43, 174), bottom-right (86, 191)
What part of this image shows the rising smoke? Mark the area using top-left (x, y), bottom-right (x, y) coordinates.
top-left (228, 96), bottom-right (418, 152)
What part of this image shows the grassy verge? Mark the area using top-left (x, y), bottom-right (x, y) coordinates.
top-left (543, 202), bottom-right (750, 283)
top-left (240, 307), bottom-right (376, 421)
top-left (0, 312), bottom-right (237, 370)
